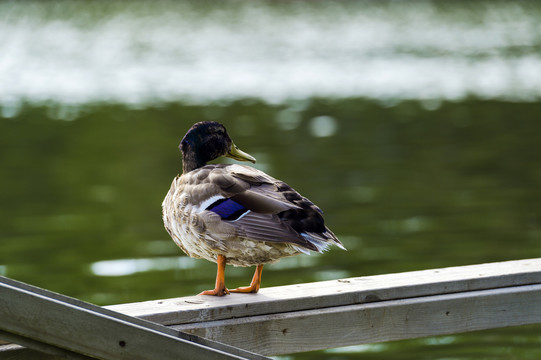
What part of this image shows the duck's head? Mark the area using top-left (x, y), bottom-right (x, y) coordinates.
top-left (180, 121), bottom-right (256, 173)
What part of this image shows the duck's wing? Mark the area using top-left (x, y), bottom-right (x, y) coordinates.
top-left (199, 164), bottom-right (342, 252)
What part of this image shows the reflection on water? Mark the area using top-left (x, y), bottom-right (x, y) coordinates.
top-left (325, 343), bottom-right (390, 355)
top-left (1, 1), bottom-right (541, 108)
top-left (309, 116), bottom-right (338, 138)
top-left (91, 256), bottom-right (198, 277)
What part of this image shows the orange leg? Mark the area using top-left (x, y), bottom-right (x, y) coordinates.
top-left (230, 264), bottom-right (264, 293)
top-left (199, 255), bottom-right (230, 296)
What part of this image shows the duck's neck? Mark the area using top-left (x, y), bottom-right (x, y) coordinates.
top-left (182, 151), bottom-right (207, 173)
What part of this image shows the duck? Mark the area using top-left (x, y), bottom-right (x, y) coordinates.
top-left (162, 121), bottom-right (345, 296)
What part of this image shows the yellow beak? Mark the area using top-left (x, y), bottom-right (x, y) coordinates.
top-left (226, 143), bottom-right (256, 163)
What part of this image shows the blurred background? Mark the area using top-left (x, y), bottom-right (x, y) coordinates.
top-left (1, 1), bottom-right (541, 358)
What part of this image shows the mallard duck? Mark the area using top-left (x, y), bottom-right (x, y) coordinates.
top-left (162, 121), bottom-right (345, 296)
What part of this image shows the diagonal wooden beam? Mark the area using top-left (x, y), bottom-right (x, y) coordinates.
top-left (0, 277), bottom-right (269, 360)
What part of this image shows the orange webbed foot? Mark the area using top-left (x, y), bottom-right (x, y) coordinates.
top-left (198, 254), bottom-right (231, 296)
top-left (229, 285), bottom-right (259, 293)
top-left (230, 264), bottom-right (264, 294)
top-left (199, 287), bottom-right (230, 296)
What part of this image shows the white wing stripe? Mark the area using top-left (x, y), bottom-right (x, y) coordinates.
top-left (196, 195), bottom-right (225, 212)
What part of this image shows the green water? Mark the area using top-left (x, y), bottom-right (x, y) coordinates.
top-left (2, 100), bottom-right (541, 358)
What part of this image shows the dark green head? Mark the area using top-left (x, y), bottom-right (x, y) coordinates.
top-left (180, 121), bottom-right (256, 173)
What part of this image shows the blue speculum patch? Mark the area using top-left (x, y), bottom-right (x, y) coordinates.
top-left (207, 198), bottom-right (248, 221)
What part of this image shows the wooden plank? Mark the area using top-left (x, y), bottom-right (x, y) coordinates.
top-left (4, 259), bottom-right (540, 357)
top-left (172, 284), bottom-right (541, 355)
top-left (0, 277), bottom-right (268, 360)
top-left (0, 332), bottom-right (92, 360)
top-left (0, 277), bottom-right (270, 360)
top-left (107, 258), bottom-right (541, 326)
